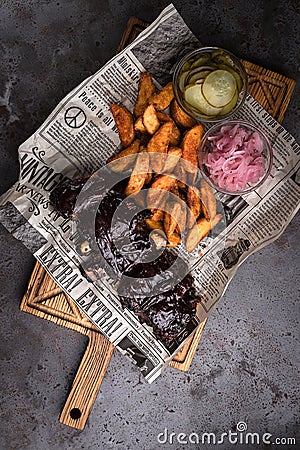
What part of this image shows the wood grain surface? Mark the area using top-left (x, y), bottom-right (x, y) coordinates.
top-left (20, 16), bottom-right (295, 430)
top-left (59, 331), bottom-right (114, 430)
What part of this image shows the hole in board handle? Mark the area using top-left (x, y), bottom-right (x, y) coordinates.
top-left (70, 408), bottom-right (82, 420)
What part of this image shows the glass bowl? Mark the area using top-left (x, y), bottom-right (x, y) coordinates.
top-left (173, 47), bottom-right (248, 123)
top-left (198, 120), bottom-right (273, 195)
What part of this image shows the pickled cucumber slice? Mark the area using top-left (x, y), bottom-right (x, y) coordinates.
top-left (190, 53), bottom-right (212, 69)
top-left (184, 84), bottom-right (222, 116)
top-left (202, 70), bottom-right (237, 107)
top-left (219, 89), bottom-right (239, 115)
top-left (178, 71), bottom-right (189, 91)
top-left (187, 69), bottom-right (211, 84)
top-left (216, 64), bottom-right (243, 91)
top-left (212, 50), bottom-right (234, 67)
top-left (182, 61), bottom-right (192, 71)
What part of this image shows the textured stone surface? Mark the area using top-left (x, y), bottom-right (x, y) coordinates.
top-left (0, 1), bottom-right (299, 449)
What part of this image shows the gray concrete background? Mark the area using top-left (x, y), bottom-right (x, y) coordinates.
top-left (0, 0), bottom-right (299, 449)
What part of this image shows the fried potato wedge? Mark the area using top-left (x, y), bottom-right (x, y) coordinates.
top-left (157, 111), bottom-right (173, 123)
top-left (181, 124), bottom-right (204, 171)
top-left (199, 178), bottom-right (217, 220)
top-left (185, 218), bottom-right (212, 253)
top-left (170, 99), bottom-right (197, 128)
top-left (108, 139), bottom-right (140, 172)
top-left (147, 122), bottom-right (173, 154)
top-left (185, 213), bottom-right (222, 253)
top-left (131, 189), bottom-right (147, 208)
top-left (142, 104), bottom-right (160, 135)
top-left (134, 116), bottom-right (147, 133)
top-left (166, 230), bottom-right (182, 247)
top-left (211, 213), bottom-right (222, 228)
top-left (157, 112), bottom-right (180, 146)
top-left (149, 82), bottom-right (174, 110)
top-left (147, 174), bottom-right (177, 209)
top-left (163, 146), bottom-right (182, 173)
top-left (151, 209), bottom-right (165, 221)
top-left (147, 122), bottom-right (173, 173)
top-left (134, 72), bottom-right (156, 117)
top-left (164, 184), bottom-right (187, 236)
top-left (187, 186), bottom-right (202, 228)
top-left (174, 161), bottom-right (187, 188)
top-left (164, 200), bottom-right (182, 240)
top-left (150, 173), bottom-right (177, 192)
top-left (110, 103), bottom-right (135, 148)
top-left (145, 218), bottom-right (164, 231)
top-left (169, 122), bottom-right (181, 146)
top-left (124, 149), bottom-right (149, 196)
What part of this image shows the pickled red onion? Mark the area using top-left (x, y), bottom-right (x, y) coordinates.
top-left (205, 124), bottom-right (265, 191)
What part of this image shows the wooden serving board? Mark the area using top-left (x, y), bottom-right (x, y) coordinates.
top-left (20, 16), bottom-right (295, 430)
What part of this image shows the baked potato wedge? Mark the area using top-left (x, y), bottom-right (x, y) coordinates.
top-left (145, 218), bottom-right (164, 231)
top-left (170, 98), bottom-right (197, 128)
top-left (163, 146), bottom-right (182, 173)
top-left (181, 124), bottom-right (204, 171)
top-left (110, 103), bottom-right (135, 148)
top-left (169, 121), bottom-right (181, 146)
top-left (108, 139), bottom-right (140, 172)
top-left (187, 186), bottom-right (202, 228)
top-left (134, 72), bottom-right (156, 117)
top-left (147, 122), bottom-right (173, 173)
top-left (134, 116), bottom-right (147, 133)
top-left (185, 214), bottom-right (222, 253)
top-left (149, 82), bottom-right (174, 110)
top-left (142, 104), bottom-right (160, 135)
top-left (166, 230), bottom-right (182, 247)
top-left (124, 149), bottom-right (150, 196)
top-left (199, 178), bottom-right (217, 220)
top-left (147, 174), bottom-right (177, 209)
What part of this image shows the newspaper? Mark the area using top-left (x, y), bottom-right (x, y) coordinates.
top-left (0, 4), bottom-right (299, 383)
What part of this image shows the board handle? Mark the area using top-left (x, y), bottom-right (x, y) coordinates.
top-left (59, 331), bottom-right (114, 430)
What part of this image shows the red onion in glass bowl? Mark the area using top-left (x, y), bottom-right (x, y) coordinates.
top-left (198, 120), bottom-right (273, 195)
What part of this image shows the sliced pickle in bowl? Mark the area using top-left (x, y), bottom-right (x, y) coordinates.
top-left (187, 68), bottom-right (212, 85)
top-left (184, 84), bottom-right (222, 116)
top-left (178, 71), bottom-right (189, 91)
top-left (190, 53), bottom-right (211, 68)
top-left (202, 69), bottom-right (237, 108)
top-left (211, 49), bottom-right (235, 67)
top-left (177, 47), bottom-right (246, 119)
top-left (218, 88), bottom-right (238, 115)
top-left (215, 64), bottom-right (243, 91)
